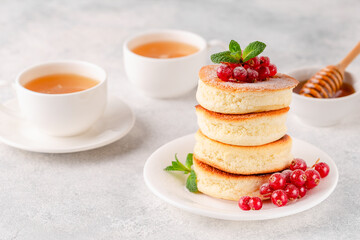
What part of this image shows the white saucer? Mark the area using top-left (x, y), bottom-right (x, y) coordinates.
top-left (144, 134), bottom-right (339, 221)
top-left (0, 96), bottom-right (135, 153)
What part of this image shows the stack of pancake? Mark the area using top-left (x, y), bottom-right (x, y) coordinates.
top-left (193, 65), bottom-right (298, 201)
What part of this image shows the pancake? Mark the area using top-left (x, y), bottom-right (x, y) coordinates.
top-left (194, 130), bottom-right (292, 175)
top-left (196, 105), bottom-right (289, 146)
top-left (196, 65), bottom-right (298, 114)
top-left (193, 157), bottom-right (272, 201)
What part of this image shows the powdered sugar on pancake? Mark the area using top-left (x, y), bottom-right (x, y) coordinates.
top-left (199, 65), bottom-right (298, 92)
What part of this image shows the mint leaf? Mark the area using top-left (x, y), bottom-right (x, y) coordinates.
top-left (164, 166), bottom-right (180, 171)
top-left (185, 153), bottom-right (193, 169)
top-left (229, 40), bottom-right (241, 53)
top-left (186, 170), bottom-right (198, 192)
top-left (242, 41), bottom-right (266, 62)
top-left (210, 51), bottom-right (239, 63)
top-left (229, 40), bottom-right (242, 62)
top-left (174, 154), bottom-right (188, 170)
top-left (164, 154), bottom-right (191, 173)
top-left (164, 163), bottom-right (189, 173)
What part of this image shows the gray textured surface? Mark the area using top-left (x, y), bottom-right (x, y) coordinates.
top-left (0, 0), bottom-right (360, 239)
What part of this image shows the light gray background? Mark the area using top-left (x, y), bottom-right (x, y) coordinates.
top-left (0, 0), bottom-right (359, 239)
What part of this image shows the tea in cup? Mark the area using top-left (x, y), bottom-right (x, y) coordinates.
top-left (0, 60), bottom-right (107, 137)
top-left (123, 29), bottom-right (225, 98)
top-left (24, 73), bottom-right (99, 94)
top-left (131, 41), bottom-right (200, 59)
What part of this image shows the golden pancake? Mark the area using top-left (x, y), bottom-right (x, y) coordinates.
top-left (196, 105), bottom-right (289, 146)
top-left (194, 130), bottom-right (292, 174)
top-left (193, 158), bottom-right (276, 201)
top-left (196, 65), bottom-right (298, 114)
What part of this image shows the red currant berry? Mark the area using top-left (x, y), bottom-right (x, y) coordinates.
top-left (260, 56), bottom-right (270, 66)
top-left (242, 64), bottom-right (251, 69)
top-left (304, 169), bottom-right (321, 189)
top-left (290, 169), bottom-right (307, 187)
top-left (298, 186), bottom-right (307, 198)
top-left (284, 184), bottom-right (299, 200)
top-left (216, 64), bottom-right (232, 81)
top-left (246, 68), bottom-right (259, 82)
top-left (290, 158), bottom-right (307, 171)
top-left (314, 162), bottom-right (330, 178)
top-left (225, 63), bottom-right (240, 70)
top-left (268, 173), bottom-right (286, 190)
top-left (260, 183), bottom-right (273, 198)
top-left (248, 197), bottom-right (263, 210)
top-left (238, 196), bottom-right (251, 211)
top-left (233, 66), bottom-right (248, 82)
top-left (268, 64), bottom-right (277, 77)
top-left (271, 190), bottom-right (288, 207)
top-left (246, 56), bottom-right (260, 69)
top-left (282, 169), bottom-right (292, 183)
top-left (258, 66), bottom-right (270, 80)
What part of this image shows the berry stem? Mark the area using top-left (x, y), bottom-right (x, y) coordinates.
top-left (312, 158), bottom-right (321, 168)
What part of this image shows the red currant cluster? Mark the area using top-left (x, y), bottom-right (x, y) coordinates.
top-left (216, 56), bottom-right (277, 83)
top-left (261, 158), bottom-right (330, 207)
top-left (238, 158), bottom-right (330, 210)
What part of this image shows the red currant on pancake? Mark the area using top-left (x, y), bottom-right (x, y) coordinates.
top-left (304, 169), bottom-right (321, 189)
top-left (290, 158), bottom-right (307, 171)
top-left (260, 56), bottom-right (270, 66)
top-left (268, 173), bottom-right (286, 190)
top-left (271, 190), bottom-right (288, 207)
top-left (290, 169), bottom-right (307, 187)
top-left (238, 196), bottom-right (251, 211)
top-left (233, 66), bottom-right (248, 82)
top-left (225, 62), bottom-right (240, 70)
top-left (314, 162), bottom-right (330, 178)
top-left (248, 197), bottom-right (263, 210)
top-left (268, 63), bottom-right (277, 77)
top-left (258, 66), bottom-right (270, 80)
top-left (216, 64), bottom-right (232, 81)
top-left (246, 68), bottom-right (259, 82)
top-left (242, 64), bottom-right (251, 69)
top-left (246, 56), bottom-right (260, 69)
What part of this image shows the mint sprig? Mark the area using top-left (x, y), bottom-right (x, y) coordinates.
top-left (210, 40), bottom-right (266, 63)
top-left (164, 153), bottom-right (198, 193)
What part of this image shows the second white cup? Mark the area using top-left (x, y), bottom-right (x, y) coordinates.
top-left (123, 29), bottom-right (224, 98)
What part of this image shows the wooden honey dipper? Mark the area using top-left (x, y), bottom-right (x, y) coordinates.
top-left (300, 41), bottom-right (360, 98)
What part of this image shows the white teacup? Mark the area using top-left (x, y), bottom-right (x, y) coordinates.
top-left (123, 29), bottom-right (224, 98)
top-left (0, 60), bottom-right (107, 137)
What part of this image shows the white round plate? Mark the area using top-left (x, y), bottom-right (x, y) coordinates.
top-left (144, 134), bottom-right (338, 221)
top-left (0, 96), bottom-right (135, 153)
